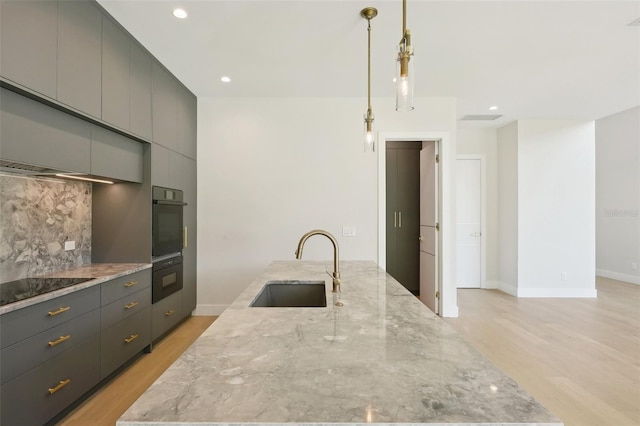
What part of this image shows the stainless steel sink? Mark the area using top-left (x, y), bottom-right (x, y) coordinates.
top-left (250, 281), bottom-right (327, 307)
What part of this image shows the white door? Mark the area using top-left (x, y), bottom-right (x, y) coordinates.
top-left (456, 158), bottom-right (482, 288)
top-left (419, 141), bottom-right (438, 313)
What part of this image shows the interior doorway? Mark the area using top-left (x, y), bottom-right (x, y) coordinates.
top-left (382, 138), bottom-right (440, 314)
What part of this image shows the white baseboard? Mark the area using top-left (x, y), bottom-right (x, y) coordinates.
top-left (194, 304), bottom-right (228, 316)
top-left (596, 269), bottom-right (640, 285)
top-left (497, 281), bottom-right (518, 296)
top-left (517, 287), bottom-right (598, 298)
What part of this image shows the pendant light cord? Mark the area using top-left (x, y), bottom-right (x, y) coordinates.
top-left (402, 0), bottom-right (407, 36)
top-left (367, 18), bottom-right (372, 113)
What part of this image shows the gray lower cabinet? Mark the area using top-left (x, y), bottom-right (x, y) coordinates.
top-left (100, 269), bottom-right (152, 378)
top-left (0, 88), bottom-right (91, 174)
top-left (182, 156), bottom-right (197, 316)
top-left (57, 1), bottom-right (102, 118)
top-left (0, 0), bottom-right (58, 99)
top-left (152, 290), bottom-right (183, 341)
top-left (101, 307), bottom-right (151, 378)
top-left (0, 336), bottom-right (101, 426)
top-left (90, 125), bottom-right (144, 183)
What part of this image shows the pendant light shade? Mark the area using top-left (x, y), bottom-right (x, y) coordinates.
top-left (361, 7), bottom-right (378, 152)
top-left (396, 0), bottom-right (414, 111)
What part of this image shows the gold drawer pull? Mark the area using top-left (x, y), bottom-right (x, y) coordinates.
top-left (48, 306), bottom-right (70, 317)
top-left (124, 280), bottom-right (138, 288)
top-left (48, 379), bottom-right (70, 395)
top-left (165, 309), bottom-right (175, 317)
top-left (48, 335), bottom-right (71, 347)
top-left (124, 334), bottom-right (139, 344)
top-left (124, 301), bottom-right (139, 310)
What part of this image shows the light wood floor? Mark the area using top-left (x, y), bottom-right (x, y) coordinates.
top-left (57, 315), bottom-right (216, 426)
top-left (444, 277), bottom-right (640, 426)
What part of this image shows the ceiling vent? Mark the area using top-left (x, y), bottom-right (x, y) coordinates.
top-left (628, 18), bottom-right (640, 26)
top-left (460, 114), bottom-right (503, 121)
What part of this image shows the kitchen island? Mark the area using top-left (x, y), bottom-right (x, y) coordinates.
top-left (118, 261), bottom-right (562, 425)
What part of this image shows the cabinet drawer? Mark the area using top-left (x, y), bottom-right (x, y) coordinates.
top-left (0, 335), bottom-right (100, 426)
top-left (1, 309), bottom-right (100, 385)
top-left (101, 286), bottom-right (151, 330)
top-left (152, 290), bottom-right (183, 341)
top-left (101, 307), bottom-right (151, 378)
top-left (0, 286), bottom-right (100, 349)
top-left (101, 270), bottom-right (151, 306)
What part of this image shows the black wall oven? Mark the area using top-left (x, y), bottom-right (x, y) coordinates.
top-left (152, 186), bottom-right (186, 304)
top-left (152, 255), bottom-right (183, 303)
top-left (152, 186), bottom-right (186, 258)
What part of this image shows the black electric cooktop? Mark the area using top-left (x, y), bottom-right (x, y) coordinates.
top-left (0, 277), bottom-right (95, 307)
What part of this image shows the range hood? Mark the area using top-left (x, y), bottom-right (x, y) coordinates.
top-left (0, 159), bottom-right (115, 184)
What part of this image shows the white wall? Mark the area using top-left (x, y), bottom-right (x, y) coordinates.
top-left (517, 120), bottom-right (596, 297)
top-left (197, 97), bottom-right (459, 316)
top-left (595, 107), bottom-right (640, 285)
top-left (457, 128), bottom-right (498, 287)
top-left (496, 122), bottom-right (519, 295)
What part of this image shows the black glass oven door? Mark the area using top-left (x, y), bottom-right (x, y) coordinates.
top-left (152, 204), bottom-right (183, 257)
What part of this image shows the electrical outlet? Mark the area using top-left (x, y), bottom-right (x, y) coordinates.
top-left (561, 272), bottom-right (568, 281)
top-left (64, 241), bottom-right (75, 251)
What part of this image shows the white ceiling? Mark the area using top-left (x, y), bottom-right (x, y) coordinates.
top-left (98, 0), bottom-right (640, 128)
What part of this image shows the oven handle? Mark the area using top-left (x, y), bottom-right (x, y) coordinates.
top-left (153, 200), bottom-right (188, 206)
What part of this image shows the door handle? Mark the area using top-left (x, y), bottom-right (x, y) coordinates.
top-left (470, 232), bottom-right (481, 237)
top-left (399, 211), bottom-right (402, 228)
top-left (394, 212), bottom-right (397, 228)
top-left (418, 236), bottom-right (423, 241)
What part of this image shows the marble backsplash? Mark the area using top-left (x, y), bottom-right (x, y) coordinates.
top-left (0, 175), bottom-right (91, 283)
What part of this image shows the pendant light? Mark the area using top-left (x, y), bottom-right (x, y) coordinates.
top-left (396, 0), bottom-right (414, 111)
top-left (361, 7), bottom-right (378, 152)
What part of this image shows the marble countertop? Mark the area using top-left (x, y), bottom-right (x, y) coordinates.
top-left (119, 261), bottom-right (562, 426)
top-left (0, 263), bottom-right (152, 315)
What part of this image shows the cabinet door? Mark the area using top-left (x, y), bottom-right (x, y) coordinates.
top-left (151, 144), bottom-right (182, 188)
top-left (101, 307), bottom-right (151, 378)
top-left (151, 61), bottom-right (179, 150)
top-left (0, 0), bottom-right (57, 98)
top-left (178, 86), bottom-right (197, 159)
top-left (91, 125), bottom-right (144, 183)
top-left (102, 16), bottom-right (130, 130)
top-left (151, 290), bottom-right (183, 341)
top-left (57, 1), bottom-right (102, 118)
top-left (0, 88), bottom-right (91, 173)
top-left (182, 157), bottom-right (197, 316)
top-left (130, 42), bottom-right (153, 140)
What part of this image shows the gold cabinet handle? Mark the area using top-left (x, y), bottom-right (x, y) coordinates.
top-left (124, 301), bottom-right (139, 310)
top-left (183, 226), bottom-right (188, 248)
top-left (124, 280), bottom-right (138, 288)
top-left (394, 212), bottom-right (397, 228)
top-left (48, 379), bottom-right (70, 395)
top-left (124, 334), bottom-right (139, 344)
top-left (418, 235), bottom-right (423, 241)
top-left (399, 211), bottom-right (402, 228)
top-left (48, 335), bottom-right (71, 347)
top-left (165, 309), bottom-right (175, 317)
top-left (48, 306), bottom-right (70, 317)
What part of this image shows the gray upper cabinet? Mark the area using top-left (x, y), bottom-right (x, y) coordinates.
top-left (152, 61), bottom-right (179, 150)
top-left (91, 126), bottom-right (144, 183)
top-left (0, 1), bottom-right (58, 99)
top-left (130, 42), bottom-right (153, 141)
top-left (57, 1), bottom-right (102, 118)
top-left (151, 144), bottom-right (182, 188)
top-left (102, 16), bottom-right (130, 130)
top-left (178, 86), bottom-right (197, 159)
top-left (0, 88), bottom-right (91, 173)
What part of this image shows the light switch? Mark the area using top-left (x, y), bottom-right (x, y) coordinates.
top-left (64, 241), bottom-right (76, 251)
top-left (342, 226), bottom-right (356, 237)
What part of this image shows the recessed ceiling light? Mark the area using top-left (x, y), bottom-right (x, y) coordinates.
top-left (220, 76), bottom-right (231, 83)
top-left (173, 8), bottom-right (187, 19)
top-left (489, 106), bottom-right (498, 111)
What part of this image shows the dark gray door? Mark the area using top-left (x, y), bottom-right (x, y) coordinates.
top-left (386, 142), bottom-right (421, 294)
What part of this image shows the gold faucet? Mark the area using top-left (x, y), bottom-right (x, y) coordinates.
top-left (295, 229), bottom-right (341, 293)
